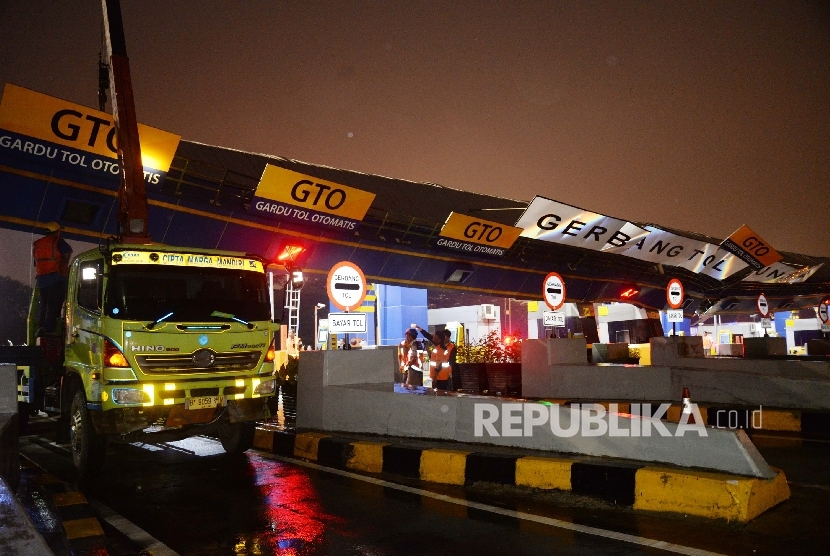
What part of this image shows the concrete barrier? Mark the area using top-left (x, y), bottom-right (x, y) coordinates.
top-left (650, 336), bottom-right (705, 362)
top-left (807, 339), bottom-right (830, 356)
top-left (527, 362), bottom-right (830, 410)
top-left (522, 339), bottom-right (586, 398)
top-left (296, 349), bottom-right (776, 478)
top-left (744, 337), bottom-right (787, 357)
top-left (524, 338), bottom-right (830, 410)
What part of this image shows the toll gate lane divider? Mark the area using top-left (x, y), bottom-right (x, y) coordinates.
top-left (252, 427), bottom-right (790, 523)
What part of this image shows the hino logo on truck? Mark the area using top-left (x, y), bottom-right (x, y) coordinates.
top-left (131, 345), bottom-right (178, 352)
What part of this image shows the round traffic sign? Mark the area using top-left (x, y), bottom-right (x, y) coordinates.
top-left (326, 261), bottom-right (367, 311)
top-left (542, 272), bottom-right (566, 311)
top-left (756, 292), bottom-right (770, 318)
top-left (666, 278), bottom-right (684, 310)
top-left (819, 302), bottom-right (829, 324)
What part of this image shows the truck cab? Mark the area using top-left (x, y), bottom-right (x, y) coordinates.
top-left (54, 244), bottom-right (278, 475)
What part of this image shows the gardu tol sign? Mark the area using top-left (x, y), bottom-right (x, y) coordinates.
top-left (515, 196), bottom-right (748, 280)
top-left (251, 164), bottom-right (376, 231)
top-left (436, 212), bottom-right (523, 257)
top-left (0, 84), bottom-right (180, 186)
top-left (719, 225), bottom-right (783, 271)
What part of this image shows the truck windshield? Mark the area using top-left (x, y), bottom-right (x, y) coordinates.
top-left (105, 265), bottom-right (270, 323)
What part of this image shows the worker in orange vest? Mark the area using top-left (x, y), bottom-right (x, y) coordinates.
top-left (32, 222), bottom-right (72, 334)
top-left (430, 330), bottom-right (456, 391)
top-left (399, 328), bottom-right (425, 387)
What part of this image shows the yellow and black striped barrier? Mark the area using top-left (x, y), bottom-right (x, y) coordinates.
top-left (253, 427), bottom-right (790, 523)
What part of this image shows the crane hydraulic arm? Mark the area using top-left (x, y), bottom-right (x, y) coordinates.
top-left (101, 0), bottom-right (150, 242)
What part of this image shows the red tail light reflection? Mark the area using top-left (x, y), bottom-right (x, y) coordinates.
top-left (244, 457), bottom-right (347, 554)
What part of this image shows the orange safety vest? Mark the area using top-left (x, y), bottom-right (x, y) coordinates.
top-left (429, 344), bottom-right (452, 381)
top-left (398, 340), bottom-right (408, 371)
top-left (33, 235), bottom-right (66, 276)
top-left (399, 339), bottom-right (424, 372)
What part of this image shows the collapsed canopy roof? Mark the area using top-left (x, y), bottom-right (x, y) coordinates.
top-left (164, 140), bottom-right (828, 313)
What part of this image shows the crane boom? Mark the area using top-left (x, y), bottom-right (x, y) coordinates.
top-left (101, 0), bottom-right (150, 242)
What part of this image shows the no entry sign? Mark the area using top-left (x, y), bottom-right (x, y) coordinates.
top-left (666, 278), bottom-right (684, 310)
top-left (327, 261), bottom-right (367, 311)
top-left (757, 293), bottom-right (770, 318)
top-left (543, 272), bottom-right (566, 311)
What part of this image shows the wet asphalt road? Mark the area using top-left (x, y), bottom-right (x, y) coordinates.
top-left (21, 434), bottom-right (673, 556)
top-left (16, 419), bottom-right (830, 556)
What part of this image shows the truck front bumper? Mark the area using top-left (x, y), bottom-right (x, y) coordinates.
top-left (90, 397), bottom-right (270, 436)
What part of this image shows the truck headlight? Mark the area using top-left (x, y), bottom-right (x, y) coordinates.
top-left (112, 388), bottom-right (151, 405)
top-left (254, 379), bottom-right (276, 395)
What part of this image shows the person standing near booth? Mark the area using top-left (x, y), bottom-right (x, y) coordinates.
top-left (401, 328), bottom-right (424, 386)
top-left (441, 330), bottom-right (457, 391)
top-left (430, 330), bottom-right (456, 391)
top-left (702, 331), bottom-right (713, 355)
top-left (398, 329), bottom-right (417, 384)
top-left (32, 222), bottom-right (72, 335)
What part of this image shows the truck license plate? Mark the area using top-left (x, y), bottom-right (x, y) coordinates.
top-left (186, 396), bottom-right (223, 410)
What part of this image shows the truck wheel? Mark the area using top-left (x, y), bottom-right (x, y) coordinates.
top-left (69, 389), bottom-right (107, 477)
top-left (217, 421), bottom-right (255, 454)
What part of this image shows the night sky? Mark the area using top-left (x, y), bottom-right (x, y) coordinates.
top-left (1, 0), bottom-right (828, 258)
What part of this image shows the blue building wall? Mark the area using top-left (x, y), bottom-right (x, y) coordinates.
top-left (377, 284), bottom-right (428, 346)
top-left (773, 312), bottom-right (787, 338)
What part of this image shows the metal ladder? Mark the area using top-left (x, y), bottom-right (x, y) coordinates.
top-left (284, 281), bottom-right (301, 336)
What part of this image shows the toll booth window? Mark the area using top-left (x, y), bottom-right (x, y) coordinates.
top-left (77, 260), bottom-right (103, 313)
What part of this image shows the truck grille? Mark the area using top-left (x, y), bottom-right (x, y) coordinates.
top-left (134, 350), bottom-right (262, 374)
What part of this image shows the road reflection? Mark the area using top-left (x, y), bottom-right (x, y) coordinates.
top-left (239, 455), bottom-right (346, 555)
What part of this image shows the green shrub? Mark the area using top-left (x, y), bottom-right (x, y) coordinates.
top-left (456, 330), bottom-right (522, 363)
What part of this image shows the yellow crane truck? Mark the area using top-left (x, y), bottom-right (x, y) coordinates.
top-left (18, 244), bottom-right (278, 476)
top-left (11, 0), bottom-right (282, 477)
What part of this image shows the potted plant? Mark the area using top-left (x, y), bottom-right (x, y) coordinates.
top-left (455, 331), bottom-right (522, 396)
top-left (455, 339), bottom-right (488, 393)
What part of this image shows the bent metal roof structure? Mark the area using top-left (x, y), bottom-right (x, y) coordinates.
top-left (4, 134), bottom-right (827, 316)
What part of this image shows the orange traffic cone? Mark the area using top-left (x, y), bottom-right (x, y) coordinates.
top-left (681, 387), bottom-right (695, 424)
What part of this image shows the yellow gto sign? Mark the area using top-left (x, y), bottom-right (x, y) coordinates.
top-left (436, 212), bottom-right (522, 256)
top-left (0, 83), bottom-right (180, 172)
top-left (251, 164), bottom-right (376, 231)
top-left (720, 225), bottom-right (783, 271)
top-left (112, 251), bottom-right (264, 272)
